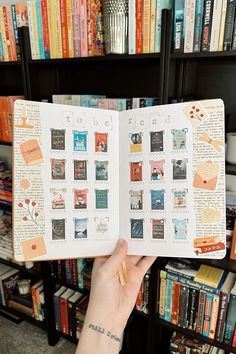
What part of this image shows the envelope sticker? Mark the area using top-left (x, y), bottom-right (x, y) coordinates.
top-left (193, 161), bottom-right (219, 190)
top-left (21, 236), bottom-right (47, 260)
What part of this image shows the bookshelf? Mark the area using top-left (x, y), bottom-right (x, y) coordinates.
top-left (1, 9), bottom-right (236, 353)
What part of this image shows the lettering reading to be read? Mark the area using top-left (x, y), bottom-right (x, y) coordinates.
top-left (88, 324), bottom-right (121, 343)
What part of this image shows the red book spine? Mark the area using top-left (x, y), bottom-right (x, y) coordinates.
top-left (60, 0), bottom-right (69, 58)
top-left (41, 0), bottom-right (50, 58)
top-left (60, 297), bottom-right (69, 334)
top-left (3, 6), bottom-right (12, 61)
top-left (71, 259), bottom-right (78, 287)
top-left (135, 283), bottom-right (143, 311)
top-left (136, 0), bottom-right (143, 53)
top-left (171, 282), bottom-right (180, 325)
top-left (72, 0), bottom-right (81, 57)
top-left (232, 326), bottom-right (236, 347)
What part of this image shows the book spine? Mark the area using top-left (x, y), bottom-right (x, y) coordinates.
top-left (2, 6), bottom-right (12, 61)
top-left (40, 0), bottom-right (50, 58)
top-left (80, 0), bottom-right (88, 57)
top-left (178, 284), bottom-right (189, 327)
top-left (0, 34), bottom-right (3, 61)
top-left (71, 259), bottom-right (78, 287)
top-left (218, 0), bottom-right (228, 50)
top-left (158, 270), bottom-right (166, 318)
top-left (196, 290), bottom-right (206, 333)
top-left (173, 0), bottom-right (185, 52)
top-left (0, 7), bottom-right (9, 61)
top-left (232, 15), bottom-right (236, 49)
top-left (59, 0), bottom-right (69, 58)
top-left (149, 0), bottom-right (156, 52)
top-left (232, 325), bottom-right (236, 347)
top-left (72, 0), bottom-right (80, 57)
top-left (224, 293), bottom-right (236, 344)
top-left (210, 0), bottom-right (223, 51)
top-left (171, 281), bottom-right (180, 325)
top-left (67, 0), bottom-right (74, 57)
top-left (136, 0), bottom-right (143, 53)
top-left (54, 0), bottom-right (62, 58)
top-left (47, 0), bottom-right (56, 58)
top-left (6, 6), bottom-right (17, 61)
top-left (65, 260), bottom-right (72, 286)
top-left (31, 287), bottom-right (39, 319)
top-left (129, 0), bottom-right (136, 54)
top-left (193, 0), bottom-right (204, 51)
top-left (136, 283), bottom-right (143, 311)
top-left (143, 0), bottom-right (151, 53)
top-left (202, 292), bottom-right (213, 337)
top-left (187, 288), bottom-right (199, 330)
top-left (32, 0), bottom-right (40, 59)
top-left (209, 294), bottom-right (220, 339)
top-left (223, 0), bottom-right (236, 50)
top-left (35, 0), bottom-right (45, 59)
top-left (201, 0), bottom-right (214, 51)
top-left (184, 0), bottom-right (196, 52)
top-left (27, 1), bottom-right (36, 59)
top-left (68, 301), bottom-right (74, 336)
top-left (164, 278), bottom-right (173, 322)
top-left (94, 0), bottom-right (104, 56)
top-left (60, 298), bottom-right (69, 334)
top-left (11, 5), bottom-right (21, 60)
top-left (53, 295), bottom-right (61, 331)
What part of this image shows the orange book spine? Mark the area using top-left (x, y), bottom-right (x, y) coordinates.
top-left (3, 6), bottom-right (13, 61)
top-left (1, 98), bottom-right (11, 142)
top-left (142, 0), bottom-right (151, 53)
top-left (80, 0), bottom-right (88, 57)
top-left (135, 283), bottom-right (143, 311)
top-left (31, 287), bottom-right (39, 320)
top-left (6, 6), bottom-right (17, 61)
top-left (60, 0), bottom-right (69, 57)
top-left (171, 282), bottom-right (180, 325)
top-left (87, 0), bottom-right (93, 56)
top-left (41, 0), bottom-right (50, 59)
top-left (60, 297), bottom-right (69, 334)
top-left (136, 0), bottom-right (143, 53)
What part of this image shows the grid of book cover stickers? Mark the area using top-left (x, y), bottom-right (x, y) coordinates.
top-left (13, 99), bottom-right (226, 261)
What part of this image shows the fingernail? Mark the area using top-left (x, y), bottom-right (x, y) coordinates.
top-left (118, 239), bottom-right (125, 247)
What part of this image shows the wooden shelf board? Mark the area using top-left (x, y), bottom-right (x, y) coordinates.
top-left (156, 317), bottom-right (236, 353)
top-left (0, 257), bottom-right (43, 278)
top-left (0, 61), bottom-right (21, 66)
top-left (171, 50), bottom-right (236, 60)
top-left (0, 140), bottom-right (12, 146)
top-left (0, 304), bottom-right (46, 329)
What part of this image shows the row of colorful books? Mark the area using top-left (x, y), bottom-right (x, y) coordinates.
top-left (53, 286), bottom-right (88, 339)
top-left (0, 210), bottom-right (13, 261)
top-left (173, 0), bottom-right (236, 53)
top-left (158, 259), bottom-right (236, 347)
top-left (170, 332), bottom-right (226, 354)
top-left (0, 4), bottom-right (28, 61)
top-left (49, 258), bottom-right (93, 290)
top-left (0, 96), bottom-right (24, 143)
top-left (52, 94), bottom-right (158, 110)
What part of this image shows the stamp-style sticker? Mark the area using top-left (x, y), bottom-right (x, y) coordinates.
top-left (21, 236), bottom-right (47, 261)
top-left (151, 190), bottom-right (165, 210)
top-left (95, 161), bottom-right (108, 181)
top-left (51, 188), bottom-right (66, 209)
top-left (172, 159), bottom-right (187, 180)
top-left (74, 189), bottom-right (88, 209)
top-left (152, 219), bottom-right (165, 239)
top-left (51, 159), bottom-right (66, 180)
top-left (173, 189), bottom-right (188, 209)
top-left (130, 132), bottom-right (143, 153)
top-left (130, 162), bottom-right (142, 182)
top-left (130, 190), bottom-right (143, 210)
top-left (202, 207), bottom-right (221, 223)
top-left (20, 139), bottom-right (43, 166)
top-left (150, 160), bottom-right (164, 181)
top-left (184, 103), bottom-right (207, 126)
top-left (193, 160), bottom-right (219, 191)
top-left (95, 217), bottom-right (109, 236)
top-left (51, 129), bottom-right (65, 150)
top-left (74, 160), bottom-right (87, 180)
top-left (172, 128), bottom-right (187, 150)
top-left (150, 131), bottom-right (164, 152)
top-left (95, 189), bottom-right (108, 209)
top-left (131, 219), bottom-right (144, 239)
top-left (74, 218), bottom-right (88, 239)
top-left (52, 219), bottom-right (66, 240)
top-left (95, 132), bottom-right (108, 152)
top-left (173, 219), bottom-right (188, 240)
top-left (73, 131), bottom-right (87, 152)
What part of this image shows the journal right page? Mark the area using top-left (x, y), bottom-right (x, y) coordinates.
top-left (119, 99), bottom-right (226, 259)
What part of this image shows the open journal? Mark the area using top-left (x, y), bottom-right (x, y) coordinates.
top-left (13, 99), bottom-right (226, 261)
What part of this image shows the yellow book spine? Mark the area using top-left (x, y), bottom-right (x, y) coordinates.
top-left (31, 0), bottom-right (40, 59)
top-left (47, 0), bottom-right (57, 58)
top-left (142, 0), bottom-right (151, 53)
top-left (218, 0), bottom-right (227, 51)
top-left (158, 270), bottom-right (166, 315)
top-left (0, 6), bottom-right (9, 61)
top-left (55, 0), bottom-right (62, 58)
top-left (66, 0), bottom-right (74, 57)
top-left (149, 0), bottom-right (156, 53)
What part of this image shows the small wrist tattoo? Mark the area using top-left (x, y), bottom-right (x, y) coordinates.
top-left (88, 323), bottom-right (121, 343)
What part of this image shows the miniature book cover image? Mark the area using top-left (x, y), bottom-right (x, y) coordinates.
top-left (13, 99), bottom-right (226, 261)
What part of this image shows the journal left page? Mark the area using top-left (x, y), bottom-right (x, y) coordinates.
top-left (13, 100), bottom-right (120, 261)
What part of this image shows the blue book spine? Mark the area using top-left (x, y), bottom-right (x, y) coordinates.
top-left (0, 34), bottom-right (3, 61)
top-left (173, 0), bottom-right (185, 51)
top-left (193, 0), bottom-right (204, 51)
top-left (35, 0), bottom-right (45, 59)
top-left (164, 278), bottom-right (173, 322)
top-left (155, 0), bottom-right (172, 52)
top-left (202, 292), bottom-right (213, 336)
top-left (117, 99), bottom-right (127, 111)
top-left (224, 293), bottom-right (236, 344)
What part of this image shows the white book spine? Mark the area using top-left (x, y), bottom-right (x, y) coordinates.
top-left (128, 0), bottom-right (136, 54)
top-left (210, 0), bottom-right (223, 51)
top-left (218, 0), bottom-right (228, 50)
top-left (184, 0), bottom-right (196, 53)
top-left (27, 1), bottom-right (37, 59)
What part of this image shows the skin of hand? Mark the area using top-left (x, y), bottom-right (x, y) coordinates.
top-left (76, 239), bottom-right (156, 354)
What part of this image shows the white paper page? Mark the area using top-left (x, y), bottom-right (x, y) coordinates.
top-left (119, 100), bottom-right (226, 259)
top-left (14, 100), bottom-right (120, 261)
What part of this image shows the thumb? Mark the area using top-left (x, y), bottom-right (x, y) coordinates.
top-left (102, 239), bottom-right (127, 274)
